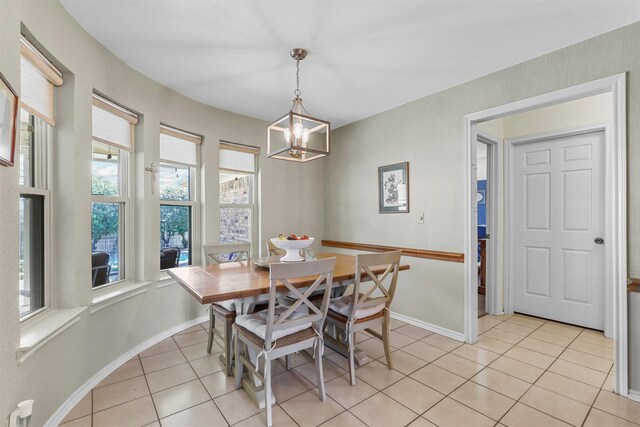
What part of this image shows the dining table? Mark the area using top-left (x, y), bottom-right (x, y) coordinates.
top-left (167, 252), bottom-right (410, 408)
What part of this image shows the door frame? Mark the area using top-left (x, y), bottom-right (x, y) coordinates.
top-left (477, 132), bottom-right (501, 315)
top-left (463, 73), bottom-right (627, 396)
top-left (505, 124), bottom-right (611, 334)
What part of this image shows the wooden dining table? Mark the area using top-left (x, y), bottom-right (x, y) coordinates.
top-left (168, 252), bottom-right (410, 407)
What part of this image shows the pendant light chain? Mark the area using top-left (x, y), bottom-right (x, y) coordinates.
top-left (293, 58), bottom-right (311, 116)
top-left (294, 59), bottom-right (301, 98)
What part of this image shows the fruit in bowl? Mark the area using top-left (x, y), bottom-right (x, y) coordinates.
top-left (272, 235), bottom-right (314, 262)
top-left (278, 234), bottom-right (310, 241)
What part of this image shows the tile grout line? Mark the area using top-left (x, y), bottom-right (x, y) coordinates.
top-left (71, 315), bottom-right (625, 427)
top-left (90, 388), bottom-right (94, 427)
top-left (315, 327), bottom-right (440, 426)
top-left (141, 337), bottom-right (175, 424)
top-left (406, 320), bottom-right (521, 423)
top-left (480, 318), bottom-right (612, 389)
top-left (383, 316), bottom-right (614, 427)
top-left (145, 333), bottom-right (219, 424)
top-left (586, 388), bottom-right (640, 427)
top-left (418, 314), bottom-right (609, 426)
top-left (495, 316), bottom-right (597, 427)
top-left (175, 331), bottom-right (238, 427)
top-left (490, 318), bottom-right (562, 426)
top-left (434, 317), bottom-right (548, 425)
top-left (580, 388), bottom-right (604, 427)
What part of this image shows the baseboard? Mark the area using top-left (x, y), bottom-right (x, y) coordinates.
top-left (629, 389), bottom-right (640, 403)
top-left (46, 315), bottom-right (208, 427)
top-left (391, 311), bottom-right (465, 342)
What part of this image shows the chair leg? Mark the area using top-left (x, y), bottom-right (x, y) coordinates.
top-left (285, 354), bottom-right (292, 371)
top-left (234, 328), bottom-right (242, 389)
top-left (347, 329), bottom-right (356, 386)
top-left (265, 356), bottom-right (273, 427)
top-left (207, 306), bottom-right (215, 354)
top-left (224, 318), bottom-right (234, 376)
top-left (329, 324), bottom-right (337, 341)
top-left (382, 314), bottom-right (393, 370)
top-left (314, 343), bottom-right (326, 401)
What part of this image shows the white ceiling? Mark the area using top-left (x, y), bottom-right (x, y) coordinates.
top-left (60, 1), bottom-right (640, 128)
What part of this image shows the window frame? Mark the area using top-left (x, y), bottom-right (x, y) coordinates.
top-left (218, 149), bottom-right (258, 255)
top-left (19, 111), bottom-right (52, 324)
top-left (91, 110), bottom-right (134, 292)
top-left (157, 123), bottom-right (204, 277)
top-left (159, 158), bottom-right (199, 270)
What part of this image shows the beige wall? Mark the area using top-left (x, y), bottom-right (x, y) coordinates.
top-left (324, 22), bottom-right (640, 391)
top-left (500, 92), bottom-right (612, 138)
top-left (0, 2), bottom-right (323, 425)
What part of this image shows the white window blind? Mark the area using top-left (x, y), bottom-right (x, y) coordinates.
top-left (92, 95), bottom-right (138, 152)
top-left (159, 125), bottom-right (200, 166)
top-left (219, 142), bottom-right (258, 173)
top-left (20, 38), bottom-right (63, 126)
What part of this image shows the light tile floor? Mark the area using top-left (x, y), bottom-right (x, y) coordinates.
top-left (60, 314), bottom-right (640, 427)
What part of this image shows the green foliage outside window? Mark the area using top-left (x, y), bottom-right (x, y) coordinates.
top-left (92, 174), bottom-right (118, 196)
top-left (160, 184), bottom-right (190, 249)
top-left (91, 176), bottom-right (119, 251)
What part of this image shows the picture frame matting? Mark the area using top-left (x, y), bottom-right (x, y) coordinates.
top-left (378, 161), bottom-right (409, 214)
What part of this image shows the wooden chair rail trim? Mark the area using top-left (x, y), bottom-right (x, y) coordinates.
top-left (628, 278), bottom-right (640, 293)
top-left (321, 240), bottom-right (464, 263)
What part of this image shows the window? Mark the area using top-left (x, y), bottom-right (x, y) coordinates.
top-left (219, 142), bottom-right (258, 247)
top-left (159, 125), bottom-right (200, 269)
top-left (91, 94), bottom-right (137, 288)
top-left (19, 37), bottom-right (61, 320)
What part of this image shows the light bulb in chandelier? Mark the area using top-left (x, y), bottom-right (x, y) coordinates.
top-left (283, 124), bottom-right (310, 147)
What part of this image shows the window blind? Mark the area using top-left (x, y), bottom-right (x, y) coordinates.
top-left (219, 141), bottom-right (258, 173)
top-left (92, 94), bottom-right (138, 152)
top-left (20, 38), bottom-right (63, 126)
top-left (159, 125), bottom-right (200, 166)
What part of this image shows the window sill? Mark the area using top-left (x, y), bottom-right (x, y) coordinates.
top-left (19, 307), bottom-right (86, 364)
top-left (157, 274), bottom-right (177, 289)
top-left (89, 281), bottom-right (151, 314)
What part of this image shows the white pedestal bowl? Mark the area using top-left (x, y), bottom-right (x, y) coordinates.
top-left (270, 238), bottom-right (314, 262)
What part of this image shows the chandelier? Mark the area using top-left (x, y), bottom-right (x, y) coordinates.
top-left (267, 48), bottom-right (330, 162)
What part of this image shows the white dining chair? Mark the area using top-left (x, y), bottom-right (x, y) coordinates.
top-left (233, 257), bottom-right (336, 427)
top-left (265, 239), bottom-right (286, 257)
top-left (324, 250), bottom-right (401, 385)
top-left (203, 243), bottom-right (251, 376)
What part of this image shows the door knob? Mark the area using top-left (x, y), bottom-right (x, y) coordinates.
top-left (594, 237), bottom-right (604, 244)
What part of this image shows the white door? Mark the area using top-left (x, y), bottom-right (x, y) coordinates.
top-left (513, 130), bottom-right (605, 330)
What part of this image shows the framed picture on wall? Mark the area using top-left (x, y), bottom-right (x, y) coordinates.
top-left (0, 72), bottom-right (18, 167)
top-left (378, 162), bottom-right (409, 213)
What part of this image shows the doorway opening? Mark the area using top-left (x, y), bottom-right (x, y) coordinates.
top-left (477, 139), bottom-right (488, 318)
top-left (464, 74), bottom-right (627, 397)
top-left (475, 134), bottom-right (499, 318)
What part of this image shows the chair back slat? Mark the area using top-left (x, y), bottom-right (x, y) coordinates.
top-left (264, 257), bottom-right (336, 347)
top-left (203, 243), bottom-right (251, 265)
top-left (266, 240), bottom-right (286, 257)
top-left (274, 277), bottom-right (325, 323)
top-left (349, 251), bottom-right (402, 320)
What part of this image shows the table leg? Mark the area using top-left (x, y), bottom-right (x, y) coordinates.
top-left (324, 327), bottom-right (371, 366)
